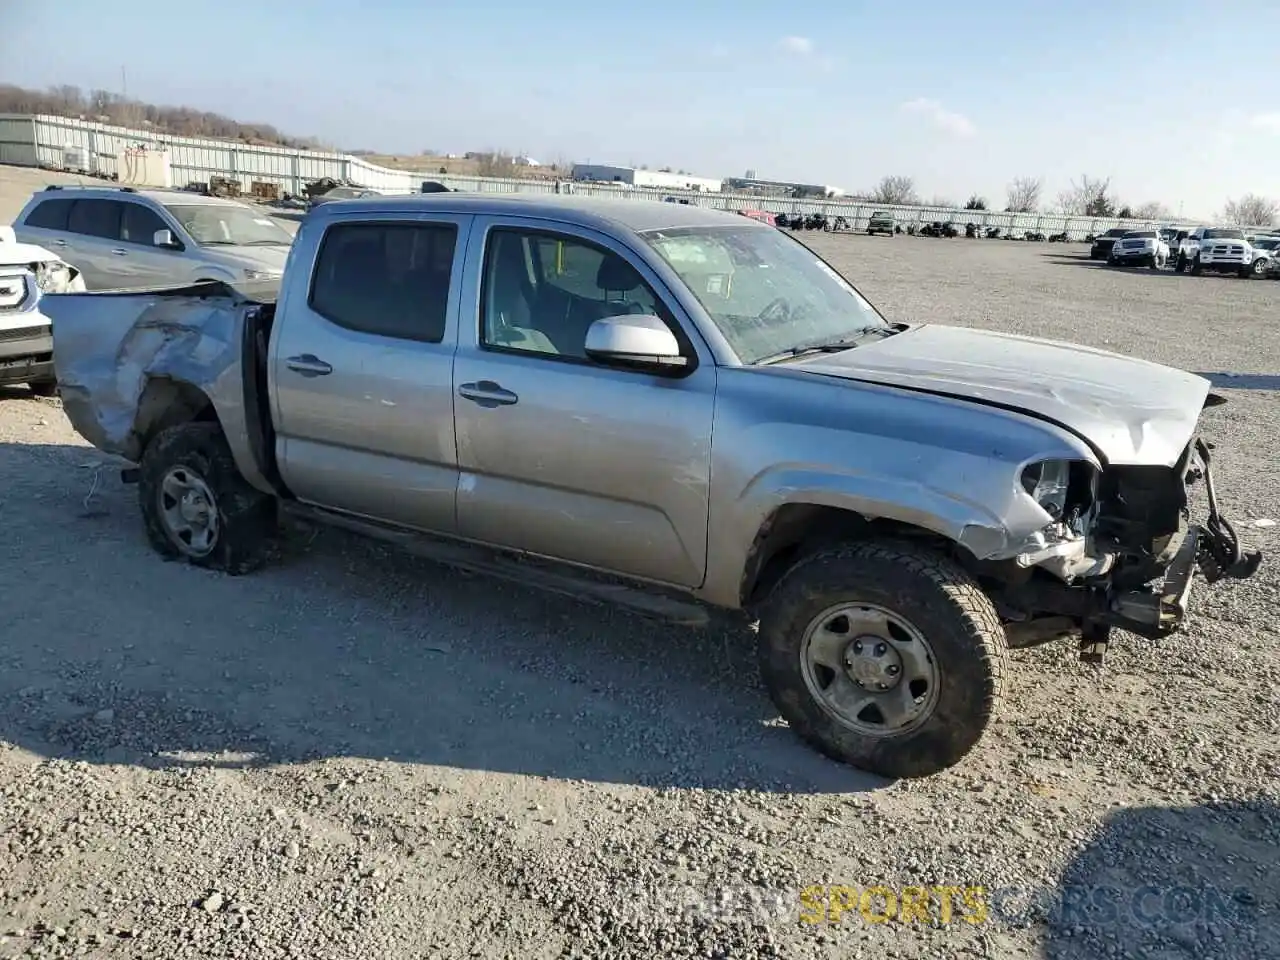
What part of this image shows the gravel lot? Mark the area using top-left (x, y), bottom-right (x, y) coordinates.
top-left (3, 167), bottom-right (1279, 959)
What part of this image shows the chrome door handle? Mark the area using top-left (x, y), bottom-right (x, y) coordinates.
top-left (458, 380), bottom-right (518, 407)
top-left (110, 248), bottom-right (127, 256)
top-left (285, 354), bottom-right (333, 377)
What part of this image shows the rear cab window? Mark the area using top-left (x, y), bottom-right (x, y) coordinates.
top-left (308, 220), bottom-right (458, 343)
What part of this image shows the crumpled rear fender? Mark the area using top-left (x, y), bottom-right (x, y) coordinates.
top-left (46, 286), bottom-right (270, 491)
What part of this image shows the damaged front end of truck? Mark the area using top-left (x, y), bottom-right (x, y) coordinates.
top-left (983, 402), bottom-right (1262, 662)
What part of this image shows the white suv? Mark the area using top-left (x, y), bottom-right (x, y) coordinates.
top-left (13, 185), bottom-right (293, 291)
top-left (1175, 226), bottom-right (1252, 276)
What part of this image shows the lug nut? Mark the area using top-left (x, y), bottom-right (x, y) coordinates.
top-left (874, 643), bottom-right (886, 656)
top-left (853, 640), bottom-right (863, 653)
top-left (886, 664), bottom-right (900, 676)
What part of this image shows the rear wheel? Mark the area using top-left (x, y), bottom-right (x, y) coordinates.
top-left (1250, 259), bottom-right (1266, 278)
top-left (1175, 253), bottom-right (1187, 273)
top-left (756, 541), bottom-right (1007, 779)
top-left (138, 422), bottom-right (277, 575)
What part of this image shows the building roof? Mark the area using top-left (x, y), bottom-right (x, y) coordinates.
top-left (309, 193), bottom-right (757, 234)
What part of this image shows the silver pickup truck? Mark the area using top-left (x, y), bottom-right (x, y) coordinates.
top-left (43, 194), bottom-right (1262, 779)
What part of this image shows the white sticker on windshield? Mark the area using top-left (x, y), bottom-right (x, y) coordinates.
top-left (253, 218), bottom-right (274, 226)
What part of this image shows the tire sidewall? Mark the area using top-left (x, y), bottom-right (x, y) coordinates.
top-left (139, 423), bottom-right (275, 574)
top-left (758, 544), bottom-right (1004, 778)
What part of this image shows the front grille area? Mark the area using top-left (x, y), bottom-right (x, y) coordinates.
top-left (0, 325), bottom-right (47, 343)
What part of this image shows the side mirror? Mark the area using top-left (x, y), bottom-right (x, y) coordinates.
top-left (584, 315), bottom-right (688, 373)
top-left (153, 228), bottom-right (178, 249)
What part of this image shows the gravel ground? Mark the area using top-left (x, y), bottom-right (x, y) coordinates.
top-left (2, 185), bottom-right (1279, 958)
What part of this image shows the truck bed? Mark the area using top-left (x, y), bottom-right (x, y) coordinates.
top-left (42, 280), bottom-right (280, 483)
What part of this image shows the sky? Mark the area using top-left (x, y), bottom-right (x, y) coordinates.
top-left (4, 0), bottom-right (1280, 218)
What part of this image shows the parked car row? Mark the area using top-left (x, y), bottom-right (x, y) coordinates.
top-left (1101, 223), bottom-right (1280, 279)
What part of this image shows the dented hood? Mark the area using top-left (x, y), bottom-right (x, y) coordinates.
top-left (794, 324), bottom-right (1211, 466)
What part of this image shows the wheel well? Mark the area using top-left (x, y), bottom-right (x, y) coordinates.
top-left (740, 504), bottom-right (960, 609)
top-left (131, 377), bottom-right (218, 460)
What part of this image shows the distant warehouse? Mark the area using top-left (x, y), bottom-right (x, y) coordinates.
top-left (722, 177), bottom-right (845, 200)
top-left (570, 164), bottom-right (722, 193)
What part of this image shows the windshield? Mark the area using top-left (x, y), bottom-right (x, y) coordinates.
top-left (1124, 231), bottom-right (1157, 238)
top-left (1204, 228), bottom-right (1245, 240)
top-left (1104, 229), bottom-right (1128, 237)
top-left (163, 203), bottom-right (294, 246)
top-left (643, 225), bottom-right (887, 365)
top-left (1254, 238), bottom-right (1280, 250)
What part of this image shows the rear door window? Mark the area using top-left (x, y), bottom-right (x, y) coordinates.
top-left (67, 199), bottom-right (122, 240)
top-left (309, 221), bottom-right (458, 344)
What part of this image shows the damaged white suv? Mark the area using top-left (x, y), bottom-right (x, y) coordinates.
top-left (0, 226), bottom-right (85, 396)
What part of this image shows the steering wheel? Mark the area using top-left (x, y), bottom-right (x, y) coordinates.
top-left (758, 297), bottom-right (790, 324)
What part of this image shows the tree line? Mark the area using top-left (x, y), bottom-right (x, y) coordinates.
top-left (863, 174), bottom-right (1278, 226)
top-left (0, 83), bottom-right (330, 151)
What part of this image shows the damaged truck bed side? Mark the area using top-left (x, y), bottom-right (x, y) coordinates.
top-left (44, 194), bottom-right (1263, 780)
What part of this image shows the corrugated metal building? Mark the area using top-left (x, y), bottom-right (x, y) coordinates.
top-left (570, 164), bottom-right (722, 193)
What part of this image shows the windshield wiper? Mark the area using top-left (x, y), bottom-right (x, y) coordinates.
top-left (753, 326), bottom-right (897, 365)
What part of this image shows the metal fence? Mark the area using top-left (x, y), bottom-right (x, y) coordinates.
top-left (0, 113), bottom-right (1175, 238)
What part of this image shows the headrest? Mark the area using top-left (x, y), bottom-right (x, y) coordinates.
top-left (596, 255), bottom-right (641, 292)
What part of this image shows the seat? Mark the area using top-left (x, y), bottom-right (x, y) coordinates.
top-left (487, 234), bottom-right (557, 354)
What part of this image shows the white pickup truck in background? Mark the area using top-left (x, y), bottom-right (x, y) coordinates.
top-left (0, 225), bottom-right (86, 396)
top-left (1175, 226), bottom-right (1253, 276)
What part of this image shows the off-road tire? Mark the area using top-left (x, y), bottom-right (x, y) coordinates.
top-left (1175, 253), bottom-right (1187, 273)
top-left (1190, 255), bottom-right (1203, 276)
top-left (756, 541), bottom-right (1007, 779)
top-left (138, 422), bottom-right (277, 575)
top-left (27, 380), bottom-right (57, 397)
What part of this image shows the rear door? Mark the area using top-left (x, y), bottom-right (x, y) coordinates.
top-left (270, 212), bottom-right (471, 534)
top-left (64, 199), bottom-right (124, 288)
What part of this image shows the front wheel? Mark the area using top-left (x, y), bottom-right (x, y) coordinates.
top-left (1190, 255), bottom-right (1203, 276)
top-left (756, 541), bottom-right (1007, 779)
top-left (27, 380), bottom-right (58, 397)
top-left (138, 422), bottom-right (277, 575)
top-left (1175, 253), bottom-right (1187, 273)
top-left (1249, 259), bottom-right (1266, 278)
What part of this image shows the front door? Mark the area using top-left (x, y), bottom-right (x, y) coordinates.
top-left (116, 200), bottom-right (190, 288)
top-left (451, 218), bottom-right (716, 588)
top-left (271, 213), bottom-right (471, 534)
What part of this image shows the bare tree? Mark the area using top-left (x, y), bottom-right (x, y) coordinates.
top-left (1132, 201), bottom-right (1174, 221)
top-left (927, 195), bottom-right (956, 209)
top-left (1058, 175), bottom-right (1114, 217)
top-left (964, 194), bottom-right (987, 211)
top-left (871, 175), bottom-right (918, 205)
top-left (1222, 193), bottom-right (1280, 226)
top-left (1005, 176), bottom-right (1042, 213)
top-left (474, 151), bottom-right (517, 177)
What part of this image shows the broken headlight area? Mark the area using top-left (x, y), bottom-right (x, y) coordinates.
top-left (1012, 459), bottom-right (1107, 580)
top-left (32, 260), bottom-right (84, 294)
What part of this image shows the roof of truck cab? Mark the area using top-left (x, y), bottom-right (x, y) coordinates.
top-left (306, 193), bottom-right (762, 234)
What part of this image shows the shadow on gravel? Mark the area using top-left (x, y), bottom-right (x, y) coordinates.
top-left (1039, 799), bottom-right (1278, 959)
top-left (0, 442), bottom-right (877, 795)
top-left (1040, 254), bottom-right (1188, 278)
top-left (1193, 372), bottom-right (1280, 391)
